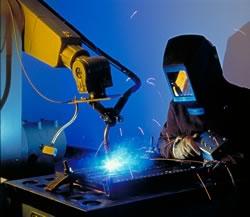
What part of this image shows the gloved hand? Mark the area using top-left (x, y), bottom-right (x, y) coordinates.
top-left (172, 134), bottom-right (201, 159)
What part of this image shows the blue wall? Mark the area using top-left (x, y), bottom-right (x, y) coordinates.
top-left (22, 0), bottom-right (250, 151)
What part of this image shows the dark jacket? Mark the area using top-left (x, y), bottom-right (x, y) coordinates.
top-left (158, 85), bottom-right (250, 163)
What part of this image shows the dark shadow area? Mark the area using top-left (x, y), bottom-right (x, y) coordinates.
top-left (223, 21), bottom-right (250, 88)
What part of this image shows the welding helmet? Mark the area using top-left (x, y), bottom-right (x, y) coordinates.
top-left (163, 35), bottom-right (228, 115)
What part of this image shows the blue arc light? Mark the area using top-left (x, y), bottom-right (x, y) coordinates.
top-left (103, 157), bottom-right (124, 172)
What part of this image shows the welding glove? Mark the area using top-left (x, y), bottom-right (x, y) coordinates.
top-left (172, 134), bottom-right (201, 159)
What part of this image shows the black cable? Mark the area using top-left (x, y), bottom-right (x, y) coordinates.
top-left (38, 1), bottom-right (140, 80)
top-left (38, 0), bottom-right (141, 113)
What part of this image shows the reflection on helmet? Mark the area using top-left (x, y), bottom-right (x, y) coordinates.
top-left (164, 64), bottom-right (196, 103)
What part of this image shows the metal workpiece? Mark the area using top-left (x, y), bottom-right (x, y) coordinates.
top-left (3, 160), bottom-right (233, 217)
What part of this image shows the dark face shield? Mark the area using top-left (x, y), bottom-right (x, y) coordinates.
top-left (163, 35), bottom-right (229, 113)
top-left (164, 64), bottom-right (196, 103)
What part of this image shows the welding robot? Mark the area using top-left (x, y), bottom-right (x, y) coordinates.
top-left (0, 0), bottom-right (141, 181)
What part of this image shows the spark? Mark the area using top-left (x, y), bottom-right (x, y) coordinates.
top-left (95, 141), bottom-right (104, 157)
top-left (119, 128), bottom-right (123, 137)
top-left (156, 90), bottom-right (163, 100)
top-left (196, 173), bottom-right (212, 200)
top-left (130, 10), bottom-right (138, 19)
top-left (146, 77), bottom-right (156, 86)
top-left (152, 118), bottom-right (161, 127)
top-left (128, 165), bottom-right (134, 179)
top-left (138, 126), bottom-right (145, 135)
top-left (233, 28), bottom-right (247, 36)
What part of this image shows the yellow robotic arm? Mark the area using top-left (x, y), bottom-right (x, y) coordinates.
top-left (9, 0), bottom-right (140, 104)
top-left (18, 0), bottom-right (82, 68)
top-left (14, 0), bottom-right (113, 99)
top-left (4, 0), bottom-right (141, 158)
